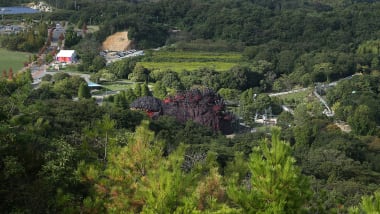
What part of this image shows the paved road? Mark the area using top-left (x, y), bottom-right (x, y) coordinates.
top-left (269, 73), bottom-right (360, 97)
top-left (268, 74), bottom-right (360, 117)
top-left (269, 87), bottom-right (309, 97)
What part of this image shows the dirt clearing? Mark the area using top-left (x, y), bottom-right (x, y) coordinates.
top-left (102, 31), bottom-right (133, 51)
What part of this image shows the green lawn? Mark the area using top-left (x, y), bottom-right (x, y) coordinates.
top-left (276, 89), bottom-right (312, 105)
top-left (138, 51), bottom-right (243, 72)
top-left (145, 51), bottom-right (242, 62)
top-left (0, 48), bottom-right (31, 73)
top-left (137, 61), bottom-right (238, 72)
top-left (101, 80), bottom-right (136, 91)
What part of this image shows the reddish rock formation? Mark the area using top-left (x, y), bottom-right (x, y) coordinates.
top-left (131, 88), bottom-right (235, 134)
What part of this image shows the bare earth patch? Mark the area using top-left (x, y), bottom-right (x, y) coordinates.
top-left (102, 31), bottom-right (133, 51)
top-left (335, 122), bottom-right (352, 133)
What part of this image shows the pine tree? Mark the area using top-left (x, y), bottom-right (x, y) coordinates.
top-left (138, 145), bottom-right (192, 214)
top-left (78, 83), bottom-right (91, 99)
top-left (125, 88), bottom-right (137, 103)
top-left (349, 190), bottom-right (380, 213)
top-left (348, 105), bottom-right (376, 136)
top-left (114, 91), bottom-right (128, 109)
top-left (153, 81), bottom-right (167, 99)
top-left (78, 120), bottom-right (162, 212)
top-left (227, 127), bottom-right (311, 213)
top-left (141, 82), bottom-right (150, 97)
top-left (134, 83), bottom-right (142, 97)
top-left (175, 153), bottom-right (240, 214)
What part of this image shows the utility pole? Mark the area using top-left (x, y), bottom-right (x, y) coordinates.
top-left (1, 8), bottom-right (4, 23)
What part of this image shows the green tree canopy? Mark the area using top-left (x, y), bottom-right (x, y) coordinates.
top-left (78, 82), bottom-right (91, 99)
top-left (227, 128), bottom-right (311, 213)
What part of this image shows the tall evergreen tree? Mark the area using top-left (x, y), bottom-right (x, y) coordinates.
top-left (227, 128), bottom-right (311, 213)
top-left (125, 88), bottom-right (137, 103)
top-left (78, 82), bottom-right (91, 99)
top-left (114, 91), bottom-right (129, 109)
top-left (348, 105), bottom-right (376, 136)
top-left (153, 81), bottom-right (167, 99)
top-left (78, 120), bottom-right (161, 212)
top-left (141, 82), bottom-right (150, 97)
top-left (350, 190), bottom-right (380, 214)
top-left (138, 145), bottom-right (192, 213)
top-left (134, 83), bottom-right (142, 97)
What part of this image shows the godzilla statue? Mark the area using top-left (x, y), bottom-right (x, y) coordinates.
top-left (130, 88), bottom-right (235, 135)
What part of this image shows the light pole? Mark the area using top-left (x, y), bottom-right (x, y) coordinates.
top-left (1, 8), bottom-right (5, 23)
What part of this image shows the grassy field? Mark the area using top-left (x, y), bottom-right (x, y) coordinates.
top-left (86, 25), bottom-right (100, 33)
top-left (145, 51), bottom-right (242, 61)
top-left (101, 80), bottom-right (136, 91)
top-left (0, 48), bottom-right (31, 73)
top-left (275, 89), bottom-right (312, 105)
top-left (138, 51), bottom-right (243, 72)
top-left (137, 61), bottom-right (238, 72)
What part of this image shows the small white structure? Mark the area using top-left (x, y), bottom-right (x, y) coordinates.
top-left (56, 50), bottom-right (77, 63)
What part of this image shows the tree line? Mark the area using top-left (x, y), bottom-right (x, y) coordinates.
top-left (1, 64), bottom-right (380, 213)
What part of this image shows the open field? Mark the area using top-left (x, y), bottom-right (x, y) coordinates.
top-left (145, 51), bottom-right (242, 61)
top-left (137, 61), bottom-right (238, 72)
top-left (275, 89), bottom-right (312, 105)
top-left (86, 25), bottom-right (100, 33)
top-left (101, 80), bottom-right (136, 91)
top-left (0, 48), bottom-right (31, 73)
top-left (138, 51), bottom-right (242, 72)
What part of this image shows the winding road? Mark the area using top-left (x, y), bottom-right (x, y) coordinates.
top-left (268, 74), bottom-right (360, 116)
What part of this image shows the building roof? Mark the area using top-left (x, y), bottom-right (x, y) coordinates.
top-left (87, 81), bottom-right (102, 87)
top-left (56, 50), bottom-right (76, 58)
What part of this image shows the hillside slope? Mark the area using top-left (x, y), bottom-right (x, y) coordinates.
top-left (102, 31), bottom-right (133, 51)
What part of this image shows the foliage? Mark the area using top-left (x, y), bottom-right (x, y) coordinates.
top-left (64, 28), bottom-right (82, 48)
top-left (128, 64), bottom-right (150, 82)
top-left (78, 82), bottom-right (91, 99)
top-left (152, 81), bottom-right (167, 99)
top-left (53, 75), bottom-right (87, 98)
top-left (348, 105), bottom-right (376, 136)
top-left (2, 0), bottom-right (380, 212)
top-left (1, 23), bottom-right (46, 52)
top-left (238, 89), bottom-right (281, 126)
top-left (217, 88), bottom-right (241, 103)
top-left (77, 120), bottom-right (163, 212)
top-left (227, 128), bottom-right (311, 213)
top-left (349, 190), bottom-right (380, 214)
top-left (113, 90), bottom-right (129, 109)
top-left (327, 75), bottom-right (380, 125)
top-left (107, 57), bottom-right (141, 79)
top-left (74, 37), bottom-right (100, 72)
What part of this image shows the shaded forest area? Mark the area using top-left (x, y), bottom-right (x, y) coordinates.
top-left (19, 0), bottom-right (379, 88)
top-left (2, 72), bottom-right (380, 213)
top-left (1, 0), bottom-right (380, 213)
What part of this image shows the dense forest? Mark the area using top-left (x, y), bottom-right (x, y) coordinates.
top-left (1, 0), bottom-right (380, 213)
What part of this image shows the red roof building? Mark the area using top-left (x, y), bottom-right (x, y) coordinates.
top-left (56, 50), bottom-right (77, 63)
